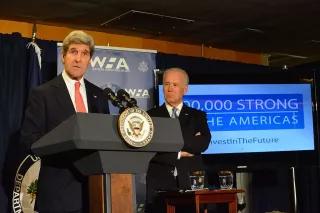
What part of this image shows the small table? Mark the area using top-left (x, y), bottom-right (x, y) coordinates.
top-left (164, 189), bottom-right (244, 213)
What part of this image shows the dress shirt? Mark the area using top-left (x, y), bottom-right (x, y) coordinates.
top-left (165, 102), bottom-right (183, 170)
top-left (165, 102), bottom-right (183, 118)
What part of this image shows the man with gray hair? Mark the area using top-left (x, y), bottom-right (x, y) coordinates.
top-left (20, 30), bottom-right (109, 212)
top-left (146, 67), bottom-right (211, 212)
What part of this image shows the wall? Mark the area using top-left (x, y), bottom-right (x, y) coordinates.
top-left (0, 19), bottom-right (268, 66)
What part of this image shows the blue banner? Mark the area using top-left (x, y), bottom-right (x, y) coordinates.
top-left (159, 84), bottom-right (314, 154)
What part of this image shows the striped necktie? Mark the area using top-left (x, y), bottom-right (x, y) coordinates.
top-left (171, 107), bottom-right (178, 118)
top-left (171, 107), bottom-right (179, 178)
top-left (75, 81), bottom-right (86, 113)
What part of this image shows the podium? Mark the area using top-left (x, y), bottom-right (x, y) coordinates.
top-left (31, 113), bottom-right (183, 213)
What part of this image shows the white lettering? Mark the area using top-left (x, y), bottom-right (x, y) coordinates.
top-left (90, 56), bottom-right (106, 68)
top-left (142, 89), bottom-right (149, 97)
top-left (106, 57), bottom-right (117, 69)
top-left (125, 88), bottom-right (149, 98)
top-left (116, 58), bottom-right (129, 70)
top-left (12, 191), bottom-right (22, 213)
top-left (30, 155), bottom-right (40, 162)
top-left (90, 57), bottom-right (130, 72)
top-left (16, 174), bottom-right (23, 181)
top-left (236, 98), bottom-right (299, 111)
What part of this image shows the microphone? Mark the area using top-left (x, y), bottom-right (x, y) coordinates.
top-left (117, 89), bottom-right (138, 108)
top-left (104, 87), bottom-right (125, 109)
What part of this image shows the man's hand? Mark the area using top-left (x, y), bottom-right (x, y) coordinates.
top-left (180, 151), bottom-right (194, 158)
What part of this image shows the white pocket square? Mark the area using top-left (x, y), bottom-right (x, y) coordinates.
top-left (195, 132), bottom-right (201, 136)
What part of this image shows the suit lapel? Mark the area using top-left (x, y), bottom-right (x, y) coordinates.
top-left (178, 105), bottom-right (190, 125)
top-left (85, 80), bottom-right (101, 113)
top-left (85, 80), bottom-right (94, 113)
top-left (50, 76), bottom-right (101, 114)
top-left (159, 104), bottom-right (171, 117)
top-left (50, 75), bottom-right (75, 115)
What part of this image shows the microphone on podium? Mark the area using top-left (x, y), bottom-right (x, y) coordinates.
top-left (116, 89), bottom-right (138, 108)
top-left (104, 87), bottom-right (125, 110)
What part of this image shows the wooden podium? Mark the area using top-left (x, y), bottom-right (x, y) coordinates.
top-left (31, 113), bottom-right (184, 213)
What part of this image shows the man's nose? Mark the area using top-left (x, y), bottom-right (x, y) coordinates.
top-left (75, 53), bottom-right (81, 61)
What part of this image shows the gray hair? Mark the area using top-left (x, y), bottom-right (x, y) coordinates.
top-left (62, 30), bottom-right (95, 57)
top-left (163, 67), bottom-right (189, 85)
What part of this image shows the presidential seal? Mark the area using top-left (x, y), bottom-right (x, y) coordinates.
top-left (118, 107), bottom-right (154, 148)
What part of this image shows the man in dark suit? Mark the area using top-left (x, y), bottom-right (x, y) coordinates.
top-left (20, 30), bottom-right (109, 212)
top-left (146, 67), bottom-right (211, 212)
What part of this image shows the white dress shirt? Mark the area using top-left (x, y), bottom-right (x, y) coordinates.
top-left (165, 102), bottom-right (183, 118)
top-left (165, 102), bottom-right (184, 176)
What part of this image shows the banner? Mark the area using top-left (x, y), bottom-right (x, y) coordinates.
top-left (58, 45), bottom-right (157, 113)
top-left (159, 83), bottom-right (314, 154)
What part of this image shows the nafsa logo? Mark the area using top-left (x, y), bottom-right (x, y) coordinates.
top-left (126, 88), bottom-right (150, 98)
top-left (90, 56), bottom-right (130, 72)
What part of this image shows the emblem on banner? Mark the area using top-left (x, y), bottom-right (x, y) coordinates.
top-left (118, 107), bottom-right (154, 148)
top-left (138, 61), bottom-right (148, 72)
top-left (12, 155), bottom-right (41, 213)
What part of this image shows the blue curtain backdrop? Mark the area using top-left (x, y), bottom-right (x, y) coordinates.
top-left (0, 33), bottom-right (56, 212)
top-left (0, 33), bottom-right (28, 212)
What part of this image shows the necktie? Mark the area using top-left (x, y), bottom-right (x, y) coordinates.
top-left (171, 107), bottom-right (179, 178)
top-left (75, 81), bottom-right (86, 113)
top-left (171, 107), bottom-right (178, 118)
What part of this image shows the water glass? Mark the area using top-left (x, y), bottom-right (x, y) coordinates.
top-left (218, 170), bottom-right (233, 189)
top-left (190, 170), bottom-right (205, 190)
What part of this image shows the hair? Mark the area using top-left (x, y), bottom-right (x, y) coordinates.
top-left (163, 67), bottom-right (189, 85)
top-left (62, 30), bottom-right (95, 57)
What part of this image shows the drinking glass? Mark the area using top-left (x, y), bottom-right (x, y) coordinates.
top-left (218, 170), bottom-right (233, 189)
top-left (190, 170), bottom-right (205, 190)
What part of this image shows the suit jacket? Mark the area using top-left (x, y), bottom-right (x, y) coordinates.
top-left (146, 104), bottom-right (211, 204)
top-left (20, 75), bottom-right (109, 212)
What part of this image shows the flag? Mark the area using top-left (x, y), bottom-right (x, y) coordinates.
top-left (27, 42), bottom-right (42, 89)
top-left (11, 41), bottom-right (42, 213)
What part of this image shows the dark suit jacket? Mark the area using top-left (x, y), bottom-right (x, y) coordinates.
top-left (146, 104), bottom-right (211, 204)
top-left (20, 75), bottom-right (109, 212)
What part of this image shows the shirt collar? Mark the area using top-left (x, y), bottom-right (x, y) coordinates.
top-left (62, 70), bottom-right (85, 86)
top-left (165, 102), bottom-right (183, 115)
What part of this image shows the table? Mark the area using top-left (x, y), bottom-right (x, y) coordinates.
top-left (164, 189), bottom-right (244, 213)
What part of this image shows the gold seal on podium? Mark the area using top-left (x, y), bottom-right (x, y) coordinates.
top-left (118, 107), bottom-right (154, 148)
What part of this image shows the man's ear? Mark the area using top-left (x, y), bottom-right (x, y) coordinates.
top-left (183, 85), bottom-right (189, 95)
top-left (61, 54), bottom-right (65, 64)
